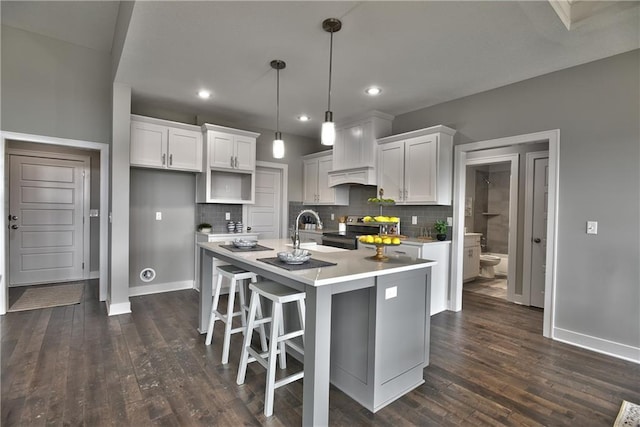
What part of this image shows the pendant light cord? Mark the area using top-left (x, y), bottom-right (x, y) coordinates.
top-left (276, 67), bottom-right (280, 133)
top-left (327, 30), bottom-right (334, 111)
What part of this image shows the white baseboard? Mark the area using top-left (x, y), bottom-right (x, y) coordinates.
top-left (553, 327), bottom-right (640, 364)
top-left (89, 271), bottom-right (100, 279)
top-left (107, 301), bottom-right (131, 316)
top-left (129, 280), bottom-right (194, 297)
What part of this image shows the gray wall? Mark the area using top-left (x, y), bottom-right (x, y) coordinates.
top-left (129, 169), bottom-right (196, 287)
top-left (394, 50), bottom-right (640, 348)
top-left (1, 25), bottom-right (112, 144)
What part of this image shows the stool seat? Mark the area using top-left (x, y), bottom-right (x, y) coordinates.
top-left (205, 265), bottom-right (268, 365)
top-left (237, 280), bottom-right (306, 417)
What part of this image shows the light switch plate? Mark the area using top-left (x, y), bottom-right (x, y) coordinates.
top-left (586, 221), bottom-right (598, 234)
top-left (331, 213), bottom-right (335, 220)
top-left (411, 216), bottom-right (418, 225)
top-left (155, 212), bottom-right (162, 221)
top-left (89, 209), bottom-right (99, 217)
top-left (225, 212), bottom-right (231, 220)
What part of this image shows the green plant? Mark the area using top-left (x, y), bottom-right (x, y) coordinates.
top-left (433, 220), bottom-right (448, 235)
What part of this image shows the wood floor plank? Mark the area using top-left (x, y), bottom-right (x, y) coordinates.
top-left (3, 282), bottom-right (639, 426)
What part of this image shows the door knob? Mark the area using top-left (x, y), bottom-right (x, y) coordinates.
top-left (11, 224), bottom-right (19, 230)
top-left (8, 215), bottom-right (18, 221)
top-left (533, 238), bottom-right (541, 243)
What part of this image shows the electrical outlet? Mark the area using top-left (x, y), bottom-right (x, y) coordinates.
top-left (225, 212), bottom-right (231, 220)
top-left (411, 216), bottom-right (418, 225)
top-left (331, 213), bottom-right (335, 220)
top-left (447, 217), bottom-right (453, 226)
top-left (155, 212), bottom-right (162, 221)
top-left (586, 220), bottom-right (598, 235)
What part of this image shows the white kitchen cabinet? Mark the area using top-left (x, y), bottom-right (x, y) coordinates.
top-left (328, 111), bottom-right (393, 186)
top-left (194, 232), bottom-right (259, 293)
top-left (302, 151), bottom-right (349, 205)
top-left (130, 115), bottom-right (202, 172)
top-left (376, 125), bottom-right (456, 205)
top-left (463, 234), bottom-right (481, 282)
top-left (196, 124), bottom-right (260, 204)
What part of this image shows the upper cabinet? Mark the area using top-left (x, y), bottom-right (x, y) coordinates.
top-left (130, 115), bottom-right (202, 172)
top-left (196, 124), bottom-right (260, 204)
top-left (303, 151), bottom-right (349, 205)
top-left (328, 111), bottom-right (394, 187)
top-left (377, 125), bottom-right (456, 205)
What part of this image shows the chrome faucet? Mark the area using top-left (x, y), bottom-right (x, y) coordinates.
top-left (292, 209), bottom-right (323, 249)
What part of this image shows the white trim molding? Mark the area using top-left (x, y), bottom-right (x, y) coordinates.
top-left (553, 327), bottom-right (640, 364)
top-left (107, 301), bottom-right (131, 316)
top-left (452, 129), bottom-right (560, 340)
top-left (128, 280), bottom-right (194, 297)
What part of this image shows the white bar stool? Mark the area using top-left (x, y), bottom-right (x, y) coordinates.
top-left (205, 265), bottom-right (268, 364)
top-left (236, 280), bottom-right (305, 417)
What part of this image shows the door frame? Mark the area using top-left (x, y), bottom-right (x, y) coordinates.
top-left (451, 129), bottom-right (559, 338)
top-left (522, 151), bottom-right (550, 307)
top-left (465, 153), bottom-right (519, 303)
top-left (243, 161), bottom-right (288, 238)
top-left (7, 149), bottom-right (91, 285)
top-left (0, 131), bottom-right (110, 315)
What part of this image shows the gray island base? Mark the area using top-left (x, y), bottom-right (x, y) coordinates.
top-left (198, 239), bottom-right (434, 425)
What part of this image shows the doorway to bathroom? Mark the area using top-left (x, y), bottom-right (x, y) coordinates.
top-left (464, 155), bottom-right (518, 303)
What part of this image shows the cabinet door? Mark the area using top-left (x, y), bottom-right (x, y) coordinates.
top-left (303, 159), bottom-right (319, 204)
top-left (377, 141), bottom-right (404, 202)
top-left (332, 128), bottom-right (346, 171)
top-left (234, 136), bottom-right (256, 170)
top-left (317, 155), bottom-right (335, 203)
top-left (209, 132), bottom-right (235, 169)
top-left (130, 121), bottom-right (167, 168)
top-left (167, 128), bottom-right (202, 172)
top-left (342, 123), bottom-right (364, 168)
top-left (404, 135), bottom-right (438, 203)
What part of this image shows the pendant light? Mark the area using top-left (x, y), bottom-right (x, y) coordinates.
top-left (271, 59), bottom-right (286, 159)
top-left (321, 18), bottom-right (342, 146)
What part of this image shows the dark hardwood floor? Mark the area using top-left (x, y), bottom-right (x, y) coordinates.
top-left (2, 281), bottom-right (638, 426)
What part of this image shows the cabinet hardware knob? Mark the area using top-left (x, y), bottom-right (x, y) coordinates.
top-left (162, 153), bottom-right (166, 165)
top-left (533, 238), bottom-right (541, 243)
top-left (235, 156), bottom-right (239, 168)
top-left (169, 154), bottom-right (173, 166)
top-left (231, 156), bottom-right (234, 167)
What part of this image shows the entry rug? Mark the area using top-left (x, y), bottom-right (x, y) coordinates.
top-left (9, 283), bottom-right (84, 312)
top-left (614, 400), bottom-right (640, 427)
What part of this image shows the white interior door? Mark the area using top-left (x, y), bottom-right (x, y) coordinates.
top-left (245, 166), bottom-right (282, 239)
top-left (529, 157), bottom-right (549, 308)
top-left (9, 155), bottom-right (86, 286)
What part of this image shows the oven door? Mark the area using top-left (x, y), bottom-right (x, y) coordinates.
top-left (321, 235), bottom-right (357, 250)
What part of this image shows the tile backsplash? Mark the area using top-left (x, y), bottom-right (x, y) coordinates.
top-left (289, 186), bottom-right (453, 238)
top-left (196, 203), bottom-right (243, 233)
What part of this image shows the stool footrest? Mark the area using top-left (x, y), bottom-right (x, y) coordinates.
top-left (284, 341), bottom-right (304, 356)
top-left (277, 330), bottom-right (304, 342)
top-left (274, 371), bottom-right (304, 389)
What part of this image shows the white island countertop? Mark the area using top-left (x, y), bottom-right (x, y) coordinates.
top-left (197, 238), bottom-right (437, 425)
top-left (198, 238), bottom-right (437, 287)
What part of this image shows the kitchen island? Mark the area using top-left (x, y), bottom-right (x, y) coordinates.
top-left (198, 239), bottom-right (435, 426)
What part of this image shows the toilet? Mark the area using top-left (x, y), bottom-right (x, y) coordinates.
top-left (479, 254), bottom-right (501, 278)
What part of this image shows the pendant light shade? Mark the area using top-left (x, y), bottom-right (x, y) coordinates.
top-left (271, 59), bottom-right (286, 159)
top-left (321, 18), bottom-right (342, 146)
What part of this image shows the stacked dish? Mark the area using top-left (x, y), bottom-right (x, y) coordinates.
top-left (277, 249), bottom-right (311, 264)
top-left (232, 239), bottom-right (258, 249)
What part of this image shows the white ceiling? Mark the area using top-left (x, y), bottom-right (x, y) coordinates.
top-left (2, 1), bottom-right (639, 139)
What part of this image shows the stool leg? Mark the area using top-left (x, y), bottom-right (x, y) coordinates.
top-left (277, 303), bottom-right (287, 370)
top-left (221, 277), bottom-right (237, 364)
top-left (264, 302), bottom-right (281, 417)
top-left (297, 299), bottom-right (306, 347)
top-left (238, 280), bottom-right (247, 330)
top-left (237, 290), bottom-right (259, 385)
top-left (205, 272), bottom-right (224, 345)
top-left (251, 275), bottom-right (269, 352)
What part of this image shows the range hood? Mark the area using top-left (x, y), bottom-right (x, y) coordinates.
top-left (328, 166), bottom-right (376, 187)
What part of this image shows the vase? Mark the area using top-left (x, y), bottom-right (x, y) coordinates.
top-left (436, 233), bottom-right (447, 241)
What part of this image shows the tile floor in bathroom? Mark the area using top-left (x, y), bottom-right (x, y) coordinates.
top-left (464, 276), bottom-right (508, 300)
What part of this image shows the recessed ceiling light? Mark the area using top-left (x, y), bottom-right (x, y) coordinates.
top-left (365, 86), bottom-right (382, 96)
top-left (298, 115), bottom-right (311, 122)
top-left (197, 90), bottom-right (211, 99)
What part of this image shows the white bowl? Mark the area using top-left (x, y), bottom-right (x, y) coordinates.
top-left (233, 239), bottom-right (257, 248)
top-left (277, 249), bottom-right (311, 264)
